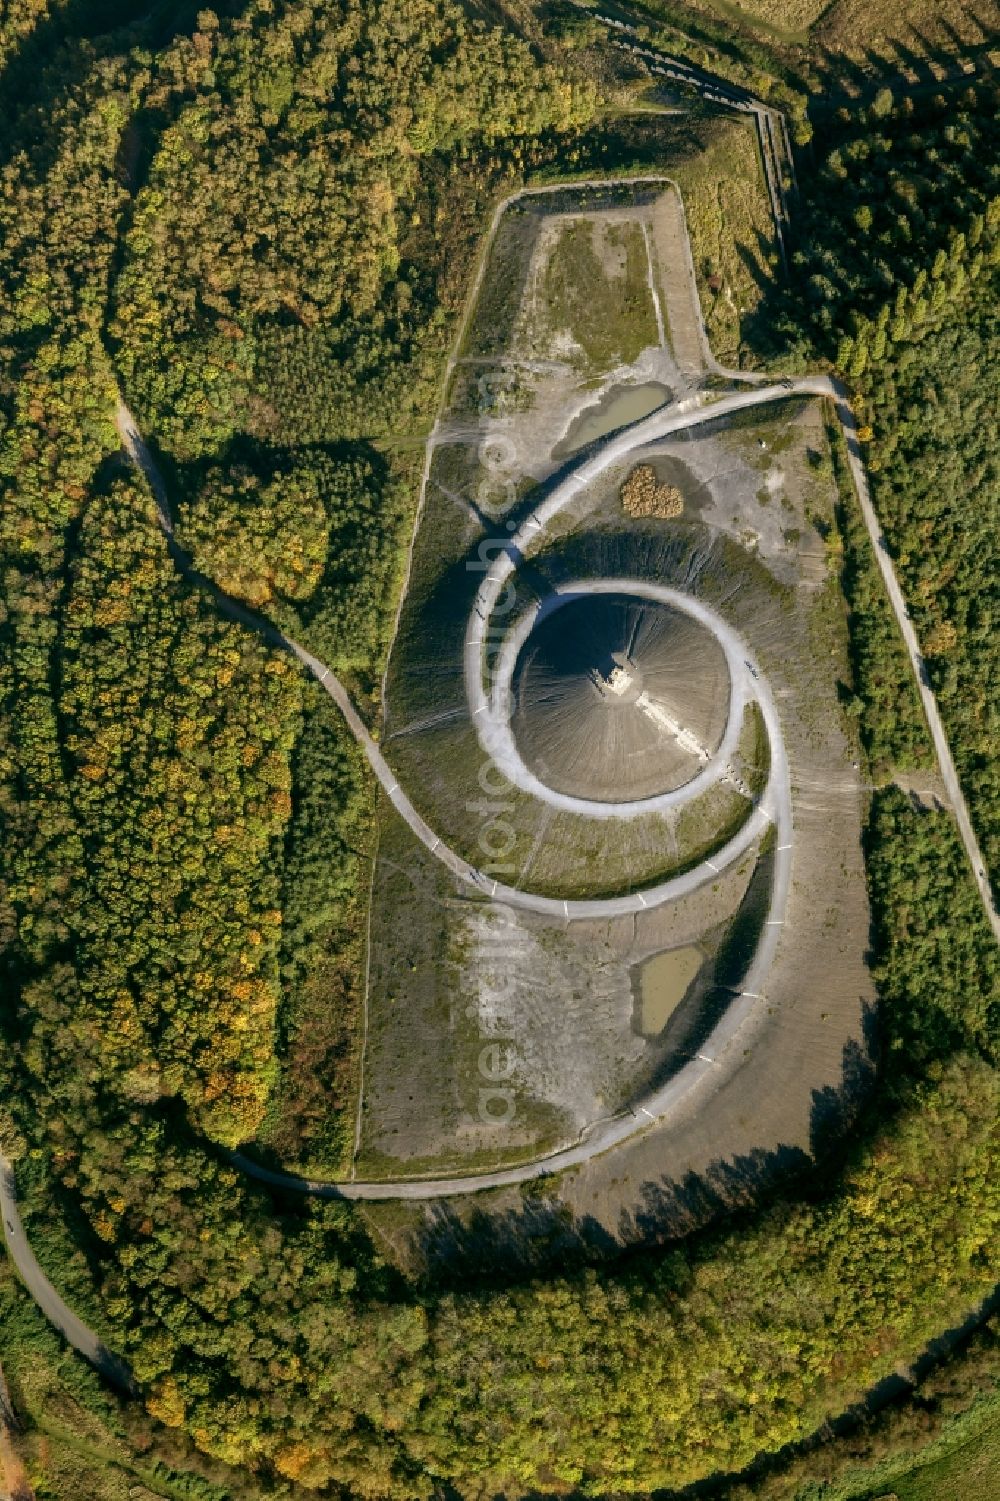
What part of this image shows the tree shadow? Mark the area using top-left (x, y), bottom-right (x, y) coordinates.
top-left (411, 1141), bottom-right (803, 1294)
top-left (808, 42), bottom-right (874, 101)
top-left (809, 1004), bottom-right (879, 1160)
top-left (808, 17), bottom-right (998, 117)
top-left (411, 1007), bottom-right (879, 1292)
top-left (0, 0), bottom-right (134, 114)
top-left (733, 232), bottom-right (777, 300)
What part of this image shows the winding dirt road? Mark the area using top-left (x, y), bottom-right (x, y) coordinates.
top-left (6, 158), bottom-right (996, 1400)
top-left (116, 368), bottom-right (1000, 1197)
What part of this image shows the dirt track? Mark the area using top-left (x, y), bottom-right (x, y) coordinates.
top-left (118, 365), bottom-right (1000, 1198)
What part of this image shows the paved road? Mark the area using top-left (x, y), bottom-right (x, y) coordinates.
top-left (0, 1156), bottom-right (133, 1392)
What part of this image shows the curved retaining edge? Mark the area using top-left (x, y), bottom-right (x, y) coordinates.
top-left (478, 581), bottom-right (749, 820)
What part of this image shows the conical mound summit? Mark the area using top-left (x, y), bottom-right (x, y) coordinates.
top-left (511, 593), bottom-right (730, 802)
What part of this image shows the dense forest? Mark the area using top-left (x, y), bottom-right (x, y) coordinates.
top-left (781, 82), bottom-right (1000, 879)
top-left (0, 0), bottom-right (596, 1157)
top-left (1, 2), bottom-right (999, 1498)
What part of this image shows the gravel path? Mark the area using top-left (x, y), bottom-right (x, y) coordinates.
top-left (828, 380), bottom-right (1000, 942)
top-left (118, 370), bottom-right (1000, 1198)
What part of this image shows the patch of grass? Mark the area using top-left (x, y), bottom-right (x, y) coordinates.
top-left (459, 112), bottom-right (777, 374)
top-left (535, 216), bottom-right (659, 370)
top-left (461, 203), bottom-right (543, 360)
top-left (675, 782), bottom-right (752, 861)
top-left (383, 693), bottom-right (757, 903)
top-left (667, 118), bottom-right (777, 364)
top-left (519, 793), bottom-right (753, 899)
top-left (674, 0), bottom-right (817, 44)
top-left (736, 700), bottom-right (770, 798)
top-left (893, 1412), bottom-right (1000, 1500)
top-left (355, 1119), bottom-right (572, 1181)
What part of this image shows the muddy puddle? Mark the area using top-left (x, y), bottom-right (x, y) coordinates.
top-left (634, 945), bottom-right (703, 1036)
top-left (554, 381), bottom-right (671, 458)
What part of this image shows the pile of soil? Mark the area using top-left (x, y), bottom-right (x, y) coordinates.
top-left (621, 464), bottom-right (684, 519)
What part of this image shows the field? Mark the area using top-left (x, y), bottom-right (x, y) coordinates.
top-left (893, 1416), bottom-right (1000, 1501)
top-left (460, 112), bottom-right (776, 377)
top-left (532, 216), bottom-right (661, 368)
top-left (714, 0), bottom-right (824, 32)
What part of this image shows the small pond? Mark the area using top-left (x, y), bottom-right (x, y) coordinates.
top-left (554, 381), bottom-right (671, 458)
top-left (634, 945), bottom-right (703, 1037)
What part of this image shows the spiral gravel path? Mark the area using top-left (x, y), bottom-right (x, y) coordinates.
top-left (117, 370), bottom-right (1000, 1198)
top-left (117, 393), bottom-right (791, 922)
top-left (2, 100), bottom-right (994, 1447)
